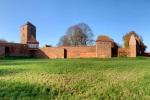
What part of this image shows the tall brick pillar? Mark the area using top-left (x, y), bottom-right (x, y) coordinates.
top-left (96, 36), bottom-right (112, 58)
top-left (129, 34), bottom-right (136, 57)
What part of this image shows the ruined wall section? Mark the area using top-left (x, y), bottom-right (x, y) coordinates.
top-left (118, 48), bottom-right (130, 57)
top-left (0, 43), bottom-right (29, 57)
top-left (129, 34), bottom-right (137, 57)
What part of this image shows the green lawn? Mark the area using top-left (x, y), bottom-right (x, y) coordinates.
top-left (0, 57), bottom-right (150, 100)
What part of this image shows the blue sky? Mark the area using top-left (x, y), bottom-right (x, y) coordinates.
top-left (0, 0), bottom-right (150, 50)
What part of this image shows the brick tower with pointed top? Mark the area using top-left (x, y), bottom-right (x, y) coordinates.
top-left (129, 34), bottom-right (136, 57)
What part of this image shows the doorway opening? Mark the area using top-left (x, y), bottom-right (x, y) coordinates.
top-left (5, 47), bottom-right (10, 56)
top-left (64, 49), bottom-right (67, 58)
top-left (29, 50), bottom-right (36, 57)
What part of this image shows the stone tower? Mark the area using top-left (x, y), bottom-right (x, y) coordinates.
top-left (96, 35), bottom-right (112, 58)
top-left (20, 22), bottom-right (39, 49)
top-left (129, 34), bottom-right (136, 57)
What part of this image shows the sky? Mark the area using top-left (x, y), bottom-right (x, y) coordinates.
top-left (0, 0), bottom-right (150, 50)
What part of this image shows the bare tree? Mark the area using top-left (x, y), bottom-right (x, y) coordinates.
top-left (58, 23), bottom-right (94, 46)
top-left (57, 35), bottom-right (71, 46)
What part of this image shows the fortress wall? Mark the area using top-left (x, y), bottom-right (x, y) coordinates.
top-left (96, 41), bottom-right (112, 58)
top-left (0, 22), bottom-right (143, 58)
top-left (36, 46), bottom-right (96, 58)
top-left (0, 43), bottom-right (29, 57)
top-left (36, 47), bottom-right (64, 58)
top-left (63, 46), bottom-right (96, 58)
top-left (118, 48), bottom-right (130, 57)
top-left (2, 43), bottom-right (29, 57)
top-left (0, 46), bottom-right (5, 57)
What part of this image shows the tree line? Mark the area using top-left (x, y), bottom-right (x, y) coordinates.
top-left (58, 23), bottom-right (147, 49)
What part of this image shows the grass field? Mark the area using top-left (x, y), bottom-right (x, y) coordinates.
top-left (0, 57), bottom-right (150, 99)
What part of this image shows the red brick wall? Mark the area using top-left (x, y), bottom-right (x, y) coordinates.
top-left (0, 46), bottom-right (5, 57)
top-left (20, 22), bottom-right (37, 44)
top-left (0, 43), bottom-right (29, 57)
top-left (36, 47), bottom-right (64, 58)
top-left (36, 46), bottom-right (96, 58)
top-left (118, 48), bottom-right (130, 57)
top-left (96, 41), bottom-right (112, 58)
top-left (20, 25), bottom-right (28, 44)
top-left (129, 35), bottom-right (136, 57)
top-left (63, 46), bottom-right (96, 58)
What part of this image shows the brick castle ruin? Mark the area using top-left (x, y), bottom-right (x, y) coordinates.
top-left (0, 22), bottom-right (146, 58)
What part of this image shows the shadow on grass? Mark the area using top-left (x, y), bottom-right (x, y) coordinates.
top-left (0, 62), bottom-right (30, 66)
top-left (0, 60), bottom-right (46, 66)
top-left (0, 80), bottom-right (59, 99)
top-left (0, 59), bottom-right (47, 66)
top-left (0, 69), bottom-right (25, 76)
top-left (0, 56), bottom-right (41, 60)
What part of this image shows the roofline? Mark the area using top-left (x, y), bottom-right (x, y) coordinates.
top-left (96, 40), bottom-right (112, 42)
top-left (21, 21), bottom-right (36, 28)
